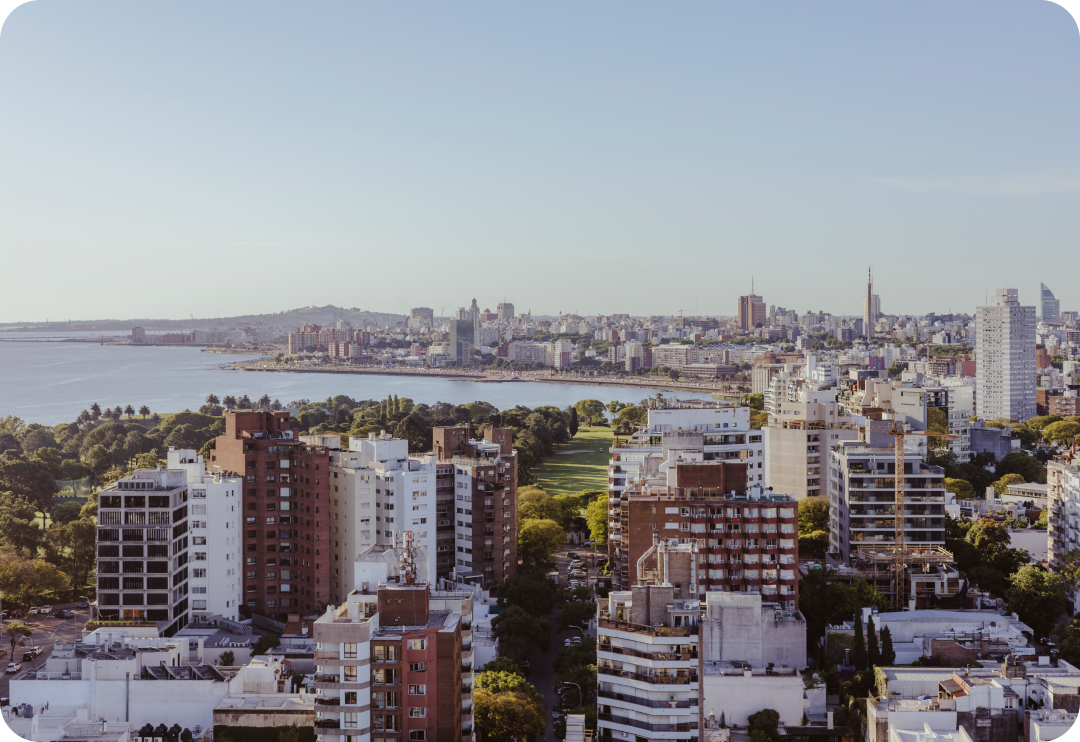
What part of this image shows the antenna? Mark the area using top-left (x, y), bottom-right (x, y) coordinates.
top-left (401, 531), bottom-right (419, 585)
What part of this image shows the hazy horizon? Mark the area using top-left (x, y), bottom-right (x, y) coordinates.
top-left (1, 1), bottom-right (1078, 321)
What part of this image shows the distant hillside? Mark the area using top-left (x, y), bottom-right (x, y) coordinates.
top-left (1, 305), bottom-right (407, 332)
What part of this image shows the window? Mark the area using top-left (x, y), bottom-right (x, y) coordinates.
top-left (409, 732), bottom-right (426, 741)
top-left (344, 666), bottom-right (357, 682)
top-left (409, 662), bottom-right (426, 672)
top-left (344, 643), bottom-right (357, 659)
top-left (408, 707), bottom-right (426, 718)
top-left (408, 684), bottom-right (426, 695)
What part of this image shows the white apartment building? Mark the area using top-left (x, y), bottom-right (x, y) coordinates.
top-left (829, 438), bottom-right (947, 562)
top-left (324, 432), bottom-right (438, 606)
top-left (652, 343), bottom-right (699, 369)
top-left (1048, 452), bottom-right (1080, 611)
top-left (166, 448), bottom-right (243, 622)
top-left (976, 288), bottom-right (1036, 422)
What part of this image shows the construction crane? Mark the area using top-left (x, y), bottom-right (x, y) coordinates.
top-left (875, 420), bottom-right (957, 610)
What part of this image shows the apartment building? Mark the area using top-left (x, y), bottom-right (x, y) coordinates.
top-left (597, 545), bottom-right (702, 742)
top-left (738, 293), bottom-right (767, 332)
top-left (1048, 452), bottom-right (1080, 611)
top-left (166, 448), bottom-right (243, 622)
top-left (610, 461), bottom-right (800, 607)
top-left (209, 411), bottom-right (332, 623)
top-left (431, 426), bottom-right (519, 585)
top-left (828, 438), bottom-right (947, 562)
top-left (324, 432), bottom-right (438, 606)
top-left (95, 468), bottom-right (191, 636)
top-left (313, 545), bottom-right (468, 742)
top-left (496, 302), bottom-right (515, 320)
top-left (653, 343), bottom-right (699, 370)
top-left (976, 288), bottom-right (1036, 422)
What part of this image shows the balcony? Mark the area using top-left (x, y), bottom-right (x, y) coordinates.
top-left (598, 689), bottom-right (698, 709)
top-left (315, 720), bottom-right (341, 729)
top-left (314, 673), bottom-right (340, 683)
top-left (597, 643), bottom-right (697, 662)
top-left (598, 666), bottom-right (696, 685)
top-left (598, 617), bottom-right (697, 637)
top-left (314, 696), bottom-right (341, 706)
top-left (599, 712), bottom-right (698, 733)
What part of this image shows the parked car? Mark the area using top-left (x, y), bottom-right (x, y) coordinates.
top-left (10, 610), bottom-right (25, 619)
top-left (23, 648), bottom-right (42, 661)
top-left (40, 605), bottom-right (52, 614)
top-left (77, 599), bottom-right (89, 609)
top-left (28, 607), bottom-right (39, 615)
top-left (567, 552), bottom-right (580, 560)
top-left (6, 663), bottom-right (21, 674)
top-left (563, 636), bottom-right (583, 647)
top-left (55, 610), bottom-right (75, 619)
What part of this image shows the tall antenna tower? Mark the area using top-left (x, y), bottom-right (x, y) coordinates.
top-left (400, 530), bottom-right (419, 585)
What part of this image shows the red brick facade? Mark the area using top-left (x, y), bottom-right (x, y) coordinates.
top-left (210, 411), bottom-right (331, 622)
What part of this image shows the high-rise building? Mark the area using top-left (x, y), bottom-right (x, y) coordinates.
top-left (408, 307), bottom-right (434, 332)
top-left (209, 411), bottom-right (332, 622)
top-left (448, 318), bottom-right (475, 366)
top-left (496, 301), bottom-right (515, 320)
top-left (738, 292), bottom-right (767, 332)
top-left (976, 288), bottom-right (1036, 422)
top-left (431, 426), bottom-right (519, 585)
top-left (95, 468), bottom-right (192, 636)
top-left (324, 432), bottom-right (439, 606)
top-left (1042, 283), bottom-right (1061, 324)
top-left (166, 448), bottom-right (243, 622)
top-left (862, 267), bottom-right (881, 337)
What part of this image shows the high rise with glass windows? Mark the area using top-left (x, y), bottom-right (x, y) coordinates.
top-left (975, 288), bottom-right (1036, 422)
top-left (1042, 283), bottom-right (1061, 323)
top-left (95, 468), bottom-right (191, 636)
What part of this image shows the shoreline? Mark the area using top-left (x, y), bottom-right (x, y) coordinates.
top-left (232, 362), bottom-right (737, 396)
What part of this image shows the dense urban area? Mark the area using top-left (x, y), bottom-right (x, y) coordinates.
top-left (4, 282), bottom-right (1080, 742)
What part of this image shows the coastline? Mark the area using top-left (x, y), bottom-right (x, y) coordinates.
top-left (232, 362), bottom-right (738, 396)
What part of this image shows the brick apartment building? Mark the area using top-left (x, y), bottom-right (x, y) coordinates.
top-left (431, 426), bottom-right (519, 586)
top-left (612, 460), bottom-right (800, 610)
top-left (210, 411), bottom-right (332, 622)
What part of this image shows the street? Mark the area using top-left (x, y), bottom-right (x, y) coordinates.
top-left (533, 545), bottom-right (598, 742)
top-left (0, 602), bottom-right (91, 701)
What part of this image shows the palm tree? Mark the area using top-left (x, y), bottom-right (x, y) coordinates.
top-left (271, 399), bottom-right (283, 411)
top-left (151, 413), bottom-right (161, 426)
top-left (238, 395), bottom-right (252, 409)
top-left (139, 405), bottom-right (150, 419)
top-left (112, 406), bottom-right (124, 421)
top-left (90, 403), bottom-right (101, 422)
top-left (258, 394), bottom-right (271, 409)
top-left (77, 410), bottom-right (91, 426)
top-left (206, 394), bottom-right (220, 406)
top-left (222, 396), bottom-right (237, 411)
top-left (124, 405), bottom-right (135, 418)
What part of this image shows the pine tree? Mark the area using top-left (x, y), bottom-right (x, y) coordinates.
top-left (720, 711), bottom-right (726, 729)
top-left (393, 394), bottom-right (400, 415)
top-left (880, 625), bottom-right (896, 665)
top-left (867, 614), bottom-right (880, 668)
top-left (569, 406), bottom-right (579, 438)
top-left (852, 604), bottom-right (868, 670)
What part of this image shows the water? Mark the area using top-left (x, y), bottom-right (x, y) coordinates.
top-left (0, 332), bottom-right (716, 425)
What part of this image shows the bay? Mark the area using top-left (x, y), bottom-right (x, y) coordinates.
top-left (0, 333), bottom-right (716, 425)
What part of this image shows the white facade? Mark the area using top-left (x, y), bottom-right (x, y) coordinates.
top-left (167, 448), bottom-right (243, 622)
top-left (326, 433), bottom-right (438, 605)
top-left (976, 288), bottom-right (1036, 422)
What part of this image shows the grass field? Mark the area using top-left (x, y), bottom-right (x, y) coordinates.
top-left (534, 426), bottom-right (614, 497)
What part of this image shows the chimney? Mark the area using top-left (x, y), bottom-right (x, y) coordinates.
top-left (827, 712), bottom-right (834, 730)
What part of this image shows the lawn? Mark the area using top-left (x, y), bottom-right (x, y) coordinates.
top-left (534, 426), bottom-right (614, 497)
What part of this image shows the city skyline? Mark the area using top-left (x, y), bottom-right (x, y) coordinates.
top-left (0, 1), bottom-right (1079, 320)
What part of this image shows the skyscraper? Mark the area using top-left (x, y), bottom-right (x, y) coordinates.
top-left (976, 288), bottom-right (1036, 422)
top-left (448, 317), bottom-right (475, 365)
top-left (496, 301), bottom-right (515, 320)
top-left (737, 286), bottom-right (766, 331)
top-left (862, 267), bottom-right (880, 337)
top-left (1042, 283), bottom-right (1061, 324)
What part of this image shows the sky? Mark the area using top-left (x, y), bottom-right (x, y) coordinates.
top-left (0, 0), bottom-right (1078, 321)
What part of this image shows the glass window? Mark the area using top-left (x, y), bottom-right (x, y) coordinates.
top-left (408, 684), bottom-right (426, 695)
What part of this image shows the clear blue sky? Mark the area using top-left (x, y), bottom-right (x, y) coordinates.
top-left (0, 0), bottom-right (1078, 321)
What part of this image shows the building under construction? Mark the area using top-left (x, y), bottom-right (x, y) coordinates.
top-left (834, 546), bottom-right (974, 610)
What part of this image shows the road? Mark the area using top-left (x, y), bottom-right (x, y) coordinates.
top-left (0, 602), bottom-right (91, 701)
top-left (534, 545), bottom-right (599, 742)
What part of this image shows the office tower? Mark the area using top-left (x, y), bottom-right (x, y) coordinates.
top-left (863, 268), bottom-right (881, 337)
top-left (448, 318), bottom-right (475, 366)
top-left (209, 411), bottom-right (332, 622)
top-left (496, 301), bottom-right (515, 320)
top-left (95, 469), bottom-right (191, 636)
top-left (408, 307), bottom-right (434, 331)
top-left (324, 432), bottom-right (438, 606)
top-left (313, 544), bottom-right (473, 742)
top-left (167, 448), bottom-right (244, 622)
top-left (738, 291), bottom-right (767, 332)
top-left (1042, 283), bottom-right (1061, 324)
top-left (431, 426), bottom-right (519, 584)
top-left (976, 288), bottom-right (1036, 422)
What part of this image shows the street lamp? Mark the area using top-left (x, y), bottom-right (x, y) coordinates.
top-left (560, 681), bottom-right (583, 709)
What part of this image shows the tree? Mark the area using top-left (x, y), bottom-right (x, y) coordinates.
top-left (1043, 421), bottom-right (1080, 447)
top-left (0, 456), bottom-right (59, 527)
top-left (492, 605), bottom-right (552, 657)
top-left (251, 633), bottom-right (281, 655)
top-left (945, 478), bottom-right (974, 500)
top-left (206, 394), bottom-right (220, 406)
top-left (996, 452), bottom-right (1047, 485)
top-left (852, 606), bottom-right (868, 670)
top-left (222, 396), bottom-right (237, 411)
top-left (90, 403), bottom-right (101, 422)
top-left (557, 600), bottom-right (595, 631)
top-left (568, 406), bottom-right (579, 438)
top-left (518, 518), bottom-right (565, 573)
top-left (50, 501), bottom-right (83, 525)
top-left (5, 622), bottom-right (33, 652)
top-left (0, 556), bottom-right (67, 607)
top-left (0, 491), bottom-right (43, 557)
top-left (880, 626), bottom-right (896, 665)
top-left (518, 486), bottom-right (563, 522)
top-left (994, 473), bottom-right (1026, 496)
top-left (748, 709), bottom-right (780, 742)
top-left (498, 573), bottom-right (557, 616)
top-left (49, 518), bottom-right (97, 588)
top-left (138, 405), bottom-right (150, 419)
top-left (867, 614), bottom-right (880, 667)
top-left (739, 393), bottom-right (765, 411)
top-left (585, 496), bottom-right (608, 547)
top-left (1009, 566), bottom-right (1065, 640)
top-left (474, 671), bottom-right (547, 742)
top-left (82, 444), bottom-right (114, 483)
top-left (481, 656), bottom-right (524, 676)
top-left (575, 399), bottom-right (607, 425)
top-left (123, 405), bottom-right (135, 418)
top-left (219, 650), bottom-right (235, 666)
top-left (798, 496), bottom-right (829, 534)
top-left (798, 530), bottom-right (829, 557)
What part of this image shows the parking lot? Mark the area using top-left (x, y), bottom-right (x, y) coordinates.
top-left (0, 602), bottom-right (92, 701)
top-left (552, 541), bottom-right (605, 593)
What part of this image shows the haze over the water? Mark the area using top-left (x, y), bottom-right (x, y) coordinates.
top-left (0, 1), bottom-right (1078, 320)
